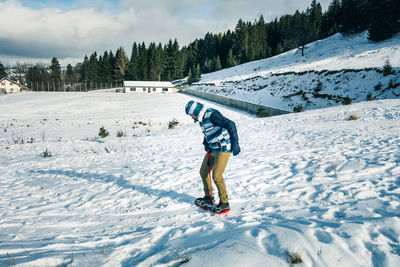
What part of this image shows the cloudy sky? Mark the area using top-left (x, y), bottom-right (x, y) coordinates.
top-left (0, 0), bottom-right (332, 66)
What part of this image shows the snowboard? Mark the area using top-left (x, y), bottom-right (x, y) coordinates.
top-left (195, 200), bottom-right (230, 215)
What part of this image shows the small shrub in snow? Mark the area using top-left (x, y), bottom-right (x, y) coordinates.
top-left (293, 105), bottom-right (304, 113)
top-left (99, 127), bottom-right (109, 138)
top-left (325, 162), bottom-right (338, 175)
top-left (104, 146), bottom-right (117, 153)
top-left (256, 107), bottom-right (268, 117)
top-left (117, 129), bottom-right (126, 137)
top-left (348, 114), bottom-right (360, 121)
top-left (343, 97), bottom-right (352, 105)
top-left (11, 135), bottom-right (24, 145)
top-left (366, 93), bottom-right (376, 101)
top-left (287, 251), bottom-right (303, 264)
top-left (168, 119), bottom-right (180, 129)
top-left (314, 81), bottom-right (323, 93)
top-left (383, 59), bottom-right (394, 76)
top-left (374, 82), bottom-right (382, 91)
top-left (387, 79), bottom-right (399, 89)
top-left (41, 149), bottom-right (52, 158)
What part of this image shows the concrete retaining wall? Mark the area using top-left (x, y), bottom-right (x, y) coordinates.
top-left (181, 88), bottom-right (290, 117)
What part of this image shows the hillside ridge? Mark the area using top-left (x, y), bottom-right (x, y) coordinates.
top-left (189, 31), bottom-right (400, 112)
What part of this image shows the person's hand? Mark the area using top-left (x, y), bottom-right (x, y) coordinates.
top-left (204, 144), bottom-right (210, 152)
top-left (232, 143), bottom-right (241, 156)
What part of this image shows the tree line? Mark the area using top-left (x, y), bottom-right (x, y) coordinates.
top-left (1, 0), bottom-right (399, 90)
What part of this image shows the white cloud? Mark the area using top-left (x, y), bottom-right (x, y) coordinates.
top-left (0, 0), bottom-right (333, 66)
top-left (1, 2), bottom-right (122, 56)
top-left (0, 0), bottom-right (212, 65)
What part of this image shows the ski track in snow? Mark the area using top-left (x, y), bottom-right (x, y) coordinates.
top-left (0, 92), bottom-right (399, 266)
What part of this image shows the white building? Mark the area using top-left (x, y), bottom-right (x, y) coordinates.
top-left (123, 81), bottom-right (176, 93)
top-left (0, 77), bottom-right (27, 94)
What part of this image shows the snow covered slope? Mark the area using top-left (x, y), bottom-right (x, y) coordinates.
top-left (190, 31), bottom-right (400, 111)
top-left (1, 92), bottom-right (400, 266)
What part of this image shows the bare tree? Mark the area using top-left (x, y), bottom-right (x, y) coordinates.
top-left (15, 62), bottom-right (29, 84)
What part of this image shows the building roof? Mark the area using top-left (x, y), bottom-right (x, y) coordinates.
top-left (0, 77), bottom-right (28, 90)
top-left (0, 77), bottom-right (22, 86)
top-left (123, 81), bottom-right (174, 88)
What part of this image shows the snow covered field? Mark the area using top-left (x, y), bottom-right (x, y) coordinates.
top-left (1, 92), bottom-right (400, 266)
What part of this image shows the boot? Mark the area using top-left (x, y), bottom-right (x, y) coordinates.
top-left (195, 196), bottom-right (214, 209)
top-left (211, 202), bottom-right (230, 214)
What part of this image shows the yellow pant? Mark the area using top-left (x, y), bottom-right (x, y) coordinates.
top-left (199, 152), bottom-right (230, 203)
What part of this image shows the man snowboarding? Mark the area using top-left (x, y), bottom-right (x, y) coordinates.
top-left (185, 100), bottom-right (240, 214)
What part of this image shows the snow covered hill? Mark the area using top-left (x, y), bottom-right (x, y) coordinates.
top-left (190, 31), bottom-right (400, 112)
top-left (1, 92), bottom-right (400, 266)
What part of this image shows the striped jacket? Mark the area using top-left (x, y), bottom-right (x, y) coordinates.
top-left (185, 100), bottom-right (240, 154)
top-left (200, 108), bottom-right (232, 152)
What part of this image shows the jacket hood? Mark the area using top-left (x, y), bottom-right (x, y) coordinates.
top-left (185, 100), bottom-right (207, 122)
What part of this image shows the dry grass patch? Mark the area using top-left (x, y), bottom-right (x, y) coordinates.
top-left (348, 114), bottom-right (360, 121)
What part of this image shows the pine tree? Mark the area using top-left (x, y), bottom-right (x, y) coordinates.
top-left (340, 0), bottom-right (369, 33)
top-left (248, 44), bottom-right (255, 62)
top-left (100, 51), bottom-right (113, 84)
top-left (190, 64), bottom-right (201, 83)
top-left (156, 43), bottom-right (165, 80)
top-left (233, 19), bottom-right (249, 63)
top-left (382, 58), bottom-right (394, 76)
top-left (267, 19), bottom-right (281, 55)
top-left (213, 56), bottom-right (222, 71)
top-left (137, 42), bottom-right (148, 80)
top-left (113, 47), bottom-right (129, 83)
top-left (87, 52), bottom-right (99, 86)
top-left (127, 42), bottom-right (139, 80)
top-left (49, 57), bottom-right (61, 91)
top-left (148, 42), bottom-right (164, 81)
top-left (288, 10), bottom-right (316, 56)
top-left (172, 39), bottom-right (183, 79)
top-left (368, 0), bottom-right (399, 41)
top-left (187, 68), bottom-right (193, 84)
top-left (163, 39), bottom-right (180, 81)
top-left (226, 48), bottom-right (236, 68)
top-left (202, 59), bottom-right (212, 73)
top-left (307, 0), bottom-right (323, 37)
top-left (275, 43), bottom-right (283, 55)
top-left (65, 64), bottom-right (76, 84)
top-left (255, 15), bottom-right (268, 59)
top-left (186, 41), bottom-right (199, 76)
top-left (195, 63), bottom-right (201, 81)
top-left (147, 43), bottom-right (157, 80)
top-left (0, 61), bottom-right (6, 78)
top-left (204, 32), bottom-right (217, 61)
top-left (81, 55), bottom-right (89, 83)
top-left (220, 30), bottom-right (234, 68)
top-left (321, 0), bottom-right (341, 37)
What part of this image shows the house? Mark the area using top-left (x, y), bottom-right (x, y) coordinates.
top-left (0, 77), bottom-right (27, 94)
top-left (123, 81), bottom-right (176, 93)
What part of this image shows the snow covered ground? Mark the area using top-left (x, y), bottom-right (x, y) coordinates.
top-left (1, 92), bottom-right (400, 266)
top-left (190, 31), bottom-right (400, 112)
top-left (199, 31), bottom-right (400, 83)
